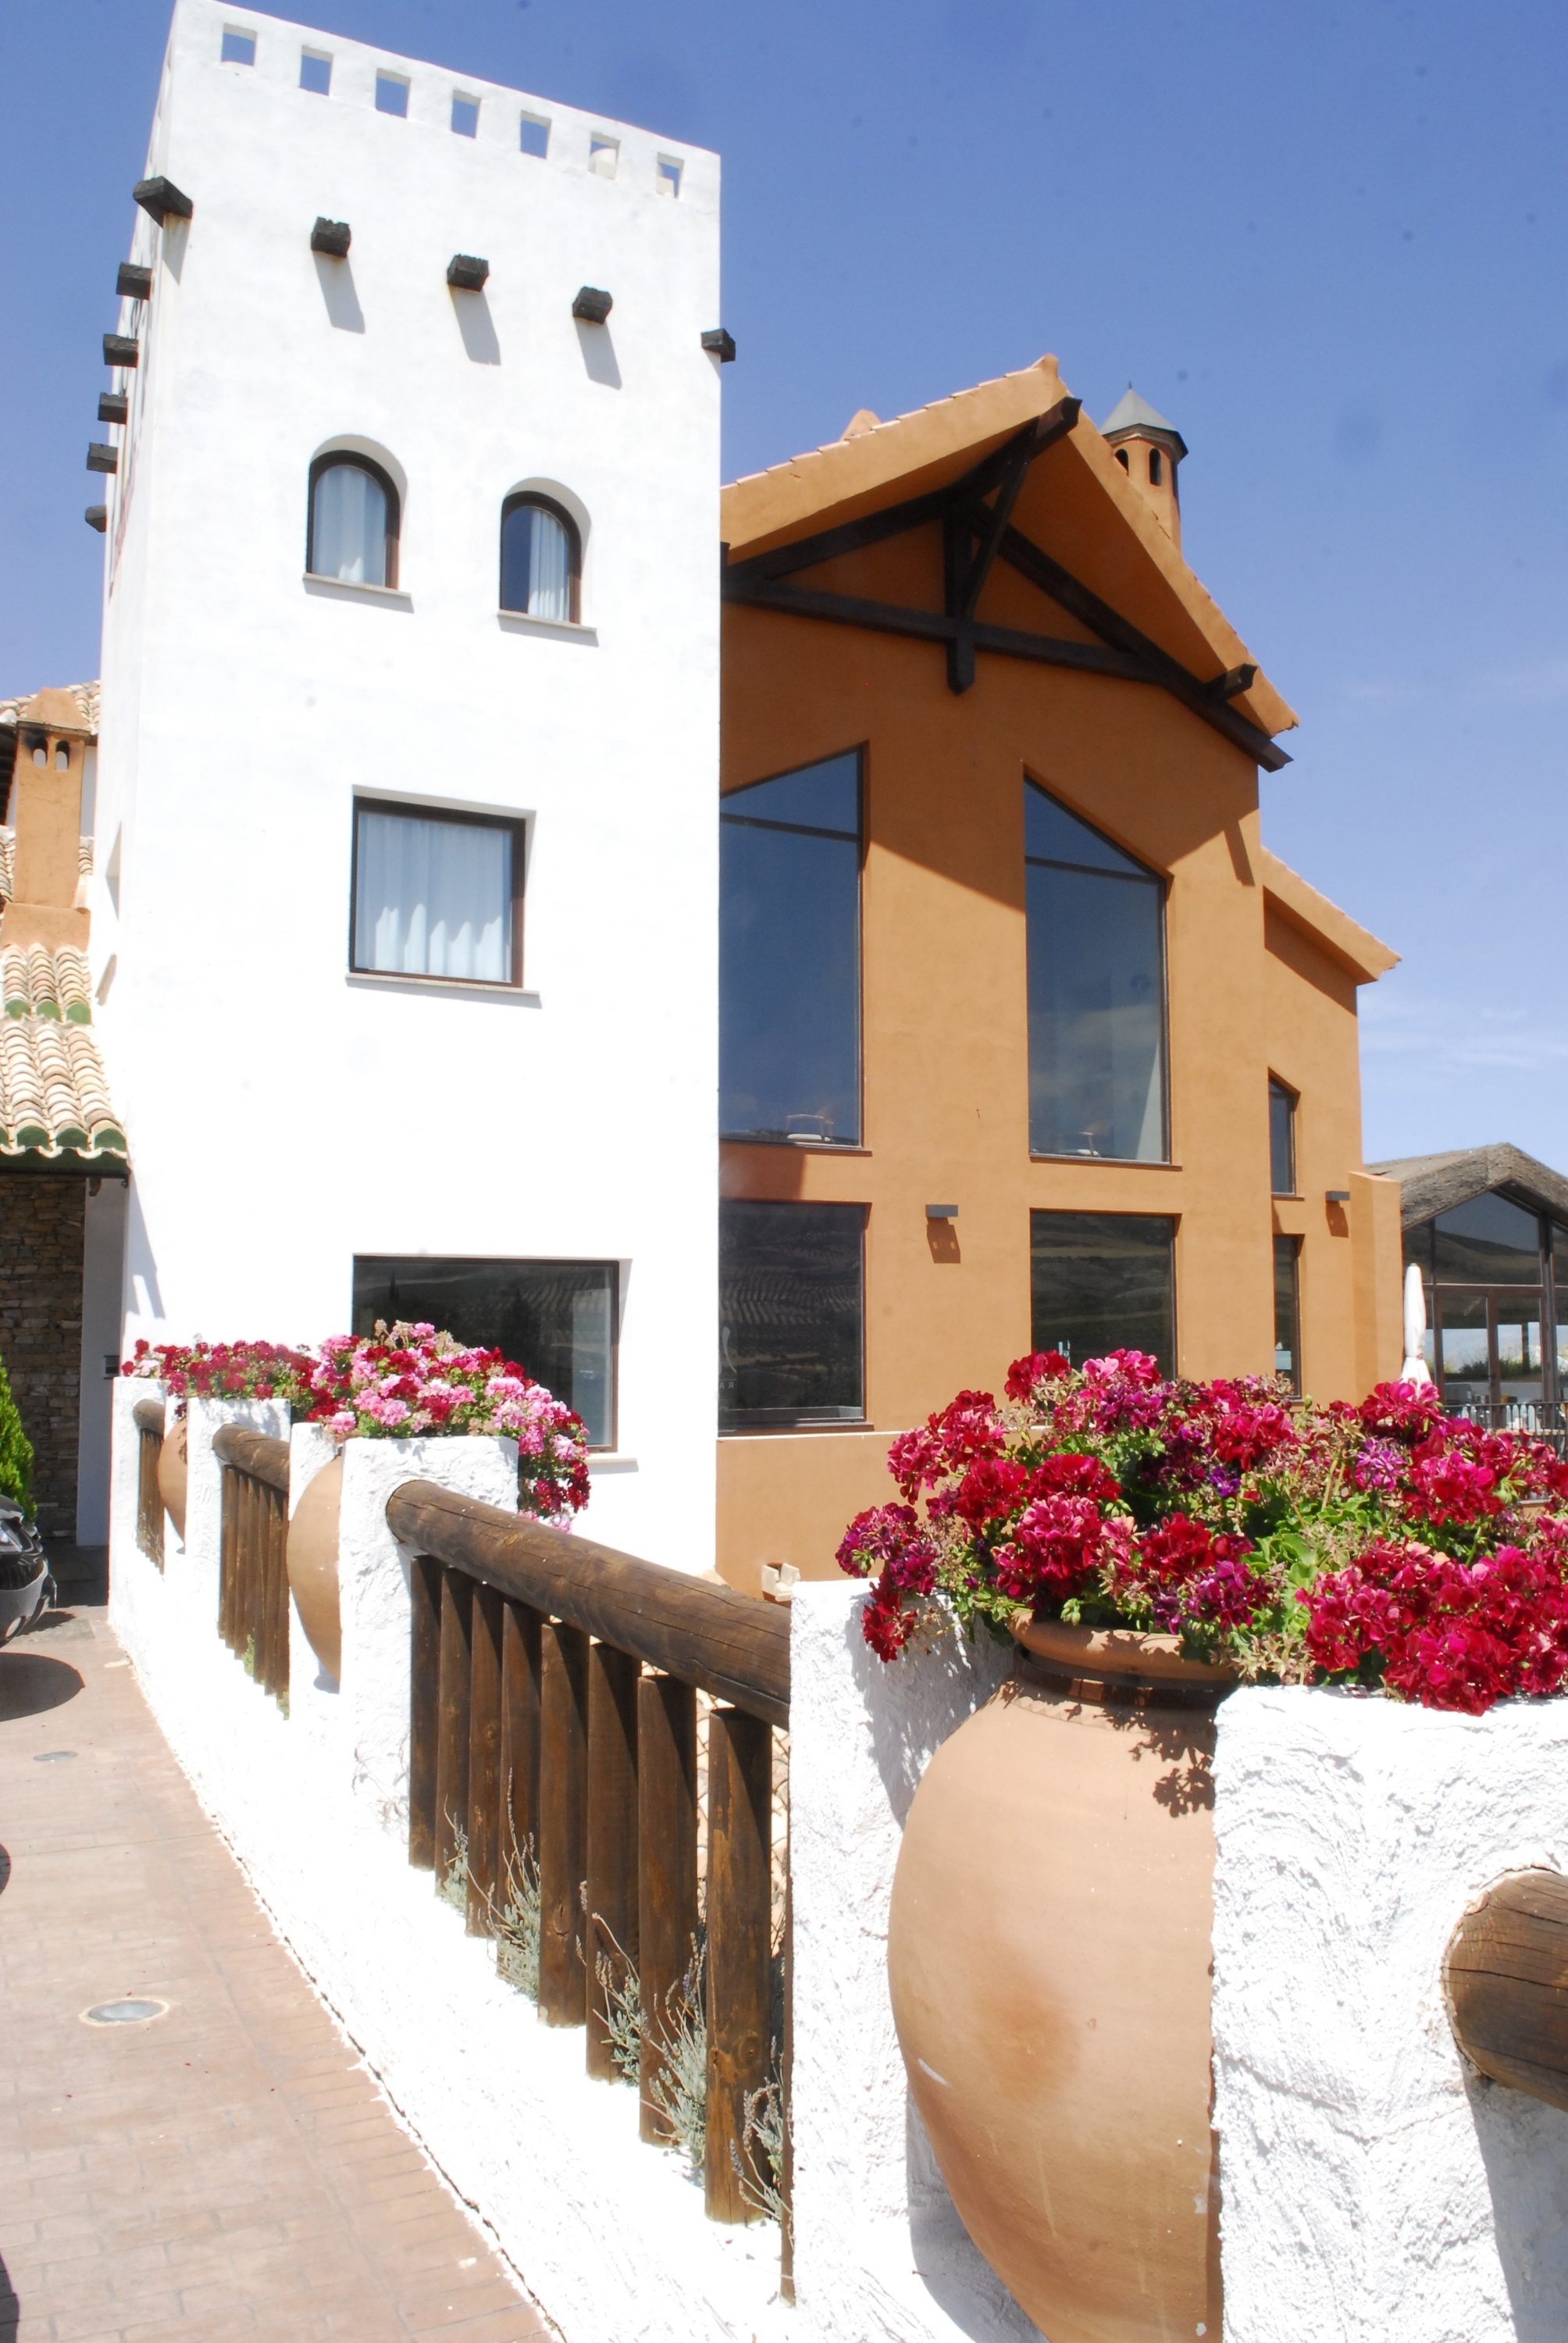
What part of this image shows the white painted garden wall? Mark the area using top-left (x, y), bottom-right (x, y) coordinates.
top-left (109, 1392), bottom-right (1568, 2343)
top-left (93, 0), bottom-right (721, 1569)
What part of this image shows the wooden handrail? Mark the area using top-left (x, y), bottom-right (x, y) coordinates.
top-left (212, 1425), bottom-right (291, 1494)
top-left (132, 1396), bottom-right (166, 1436)
top-left (385, 1482), bottom-right (790, 1725)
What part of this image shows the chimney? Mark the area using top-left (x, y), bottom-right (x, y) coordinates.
top-left (2, 687), bottom-right (92, 950)
top-left (1101, 388), bottom-right (1187, 553)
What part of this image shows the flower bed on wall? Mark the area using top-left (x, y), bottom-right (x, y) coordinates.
top-left (124, 1324), bottom-right (589, 1524)
top-left (839, 1349), bottom-right (1568, 1714)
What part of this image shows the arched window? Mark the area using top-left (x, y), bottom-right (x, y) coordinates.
top-left (1149, 447), bottom-right (1164, 486)
top-left (308, 454), bottom-right (400, 588)
top-left (501, 494), bottom-right (580, 622)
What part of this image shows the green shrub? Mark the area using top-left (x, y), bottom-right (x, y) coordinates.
top-left (0, 1347), bottom-right (34, 1514)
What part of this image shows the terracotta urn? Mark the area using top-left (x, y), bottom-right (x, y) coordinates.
top-left (156, 1418), bottom-right (188, 1542)
top-left (286, 1454), bottom-right (343, 1680)
top-left (886, 1614), bottom-right (1235, 2343)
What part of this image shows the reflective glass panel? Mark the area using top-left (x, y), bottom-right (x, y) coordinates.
top-left (312, 462), bottom-right (388, 587)
top-left (1025, 783), bottom-right (1166, 1161)
top-left (1431, 1193), bottom-right (1543, 1283)
top-left (501, 502), bottom-right (573, 621)
top-left (353, 807), bottom-right (512, 982)
top-left (719, 1200), bottom-right (864, 1428)
top-left (1556, 1229), bottom-right (1568, 1392)
top-left (1437, 1291), bottom-right (1489, 1409)
top-left (1029, 1211), bottom-right (1175, 1376)
top-left (721, 754), bottom-right (861, 1145)
top-left (1273, 1234), bottom-right (1300, 1392)
top-left (352, 1257), bottom-right (615, 1446)
top-left (1495, 1292), bottom-right (1545, 1402)
top-left (1269, 1079), bottom-right (1296, 1195)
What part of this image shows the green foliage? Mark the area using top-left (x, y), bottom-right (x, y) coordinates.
top-left (0, 1346), bottom-right (34, 1513)
top-left (491, 1806), bottom-right (541, 1999)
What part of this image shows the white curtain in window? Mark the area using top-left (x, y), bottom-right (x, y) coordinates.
top-left (313, 463), bottom-right (387, 586)
top-left (526, 506), bottom-right (570, 619)
top-left (355, 811), bottom-right (510, 982)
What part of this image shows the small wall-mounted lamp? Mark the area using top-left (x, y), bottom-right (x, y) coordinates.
top-left (447, 252), bottom-right (490, 290)
top-left (572, 284), bottom-right (613, 323)
top-left (1326, 1189), bottom-right (1351, 1204)
top-left (926, 1203), bottom-right (959, 1221)
top-left (134, 175), bottom-right (193, 223)
top-left (87, 444), bottom-right (119, 475)
top-left (85, 506), bottom-right (108, 534)
top-left (311, 217), bottom-right (351, 258)
top-left (116, 262), bottom-right (152, 301)
top-left (98, 392), bottom-right (128, 426)
top-left (701, 326), bottom-right (736, 362)
top-left (102, 334), bottom-right (138, 369)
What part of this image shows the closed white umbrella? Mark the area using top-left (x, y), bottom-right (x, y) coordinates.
top-left (1402, 1262), bottom-right (1434, 1385)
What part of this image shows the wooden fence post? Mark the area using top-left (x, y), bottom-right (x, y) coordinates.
top-left (218, 1467), bottom-right (236, 1644)
top-left (538, 1619), bottom-right (589, 2026)
top-left (585, 1642), bottom-right (640, 2080)
top-left (637, 1673), bottom-right (698, 2142)
top-left (501, 1599), bottom-right (542, 1877)
top-left (435, 1569), bottom-right (475, 1897)
top-left (467, 1583), bottom-right (504, 1935)
top-left (704, 1704), bottom-right (772, 2223)
top-left (408, 1555), bottom-right (444, 1871)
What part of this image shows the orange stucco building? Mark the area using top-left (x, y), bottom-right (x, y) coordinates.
top-left (714, 357), bottom-right (1402, 1592)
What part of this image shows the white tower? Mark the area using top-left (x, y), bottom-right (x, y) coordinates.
top-left (91, 1), bottom-right (724, 1567)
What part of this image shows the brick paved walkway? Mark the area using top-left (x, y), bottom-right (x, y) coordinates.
top-left (0, 1600), bottom-right (553, 2343)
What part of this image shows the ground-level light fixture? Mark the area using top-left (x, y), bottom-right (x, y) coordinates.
top-left (572, 285), bottom-right (612, 323)
top-left (447, 253), bottom-right (489, 290)
top-left (311, 217), bottom-right (351, 258)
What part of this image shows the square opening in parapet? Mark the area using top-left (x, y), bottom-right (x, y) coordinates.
top-left (451, 93), bottom-right (479, 137)
top-left (300, 48), bottom-right (331, 95)
top-left (221, 25), bottom-right (256, 65)
top-left (376, 71), bottom-right (409, 118)
top-left (519, 112), bottom-right (550, 158)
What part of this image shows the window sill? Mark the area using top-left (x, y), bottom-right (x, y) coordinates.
top-left (1030, 1153), bottom-right (1181, 1170)
top-left (347, 971), bottom-right (540, 1004)
top-left (722, 1135), bottom-right (871, 1155)
top-left (719, 1420), bottom-right (872, 1439)
top-left (497, 609), bottom-right (597, 643)
top-left (304, 572), bottom-right (412, 606)
top-left (587, 1453), bottom-right (638, 1474)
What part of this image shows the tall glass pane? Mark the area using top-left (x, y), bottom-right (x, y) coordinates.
top-left (353, 1256), bottom-right (616, 1446)
top-left (1495, 1292), bottom-right (1545, 1403)
top-left (1555, 1228), bottom-right (1568, 1400)
top-left (1269, 1080), bottom-right (1296, 1195)
top-left (721, 754), bottom-right (861, 1144)
top-left (1029, 1211), bottom-right (1175, 1375)
top-left (501, 502), bottom-right (572, 620)
top-left (354, 808), bottom-right (511, 982)
top-left (312, 462), bottom-right (387, 586)
top-left (1436, 1292), bottom-right (1489, 1411)
top-left (1025, 783), bottom-right (1166, 1161)
top-left (718, 1200), bottom-right (864, 1428)
top-left (1431, 1193), bottom-right (1543, 1283)
top-left (1273, 1234), bottom-right (1301, 1391)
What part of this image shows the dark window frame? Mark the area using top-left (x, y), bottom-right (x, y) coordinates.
top-left (307, 451), bottom-right (401, 589)
top-left (1028, 1207), bottom-right (1178, 1378)
top-left (352, 1253), bottom-right (619, 1449)
top-left (349, 796), bottom-right (526, 989)
top-left (719, 744), bottom-right (866, 1150)
top-left (500, 492), bottom-right (583, 622)
top-left (1024, 776), bottom-right (1171, 1166)
top-left (1273, 1232), bottom-right (1302, 1395)
top-left (718, 1196), bottom-right (868, 1433)
top-left (1406, 1196), bottom-right (1568, 1407)
top-left (1268, 1075), bottom-right (1299, 1197)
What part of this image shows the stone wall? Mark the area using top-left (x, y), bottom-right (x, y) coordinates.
top-left (0, 1174), bottom-right (84, 1535)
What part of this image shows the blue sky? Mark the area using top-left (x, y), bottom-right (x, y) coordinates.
top-left (4, 1), bottom-right (1564, 1168)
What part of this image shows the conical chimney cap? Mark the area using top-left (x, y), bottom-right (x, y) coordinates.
top-left (1101, 386), bottom-right (1187, 461)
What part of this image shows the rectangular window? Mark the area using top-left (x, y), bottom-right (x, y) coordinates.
top-left (1030, 1210), bottom-right (1176, 1376)
top-left (720, 1200), bottom-right (865, 1430)
top-left (1025, 781), bottom-right (1167, 1162)
top-left (519, 113), bottom-right (550, 156)
top-left (1269, 1077), bottom-right (1297, 1195)
top-left (300, 48), bottom-right (332, 93)
top-left (351, 801), bottom-right (522, 986)
top-left (221, 26), bottom-right (256, 65)
top-left (721, 751), bottom-right (861, 1145)
top-left (376, 71), bottom-right (409, 117)
top-left (1273, 1234), bottom-right (1301, 1393)
top-left (353, 1257), bottom-right (617, 1448)
top-left (451, 93), bottom-right (479, 137)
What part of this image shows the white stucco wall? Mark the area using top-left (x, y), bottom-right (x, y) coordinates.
top-left (94, 0), bottom-right (722, 1571)
top-left (1213, 1686), bottom-right (1568, 2343)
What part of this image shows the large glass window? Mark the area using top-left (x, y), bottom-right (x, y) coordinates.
top-left (1269, 1078), bottom-right (1297, 1195)
top-left (501, 495), bottom-right (580, 622)
top-left (353, 1256), bottom-right (617, 1447)
top-left (1273, 1234), bottom-right (1301, 1393)
top-left (351, 801), bottom-right (521, 985)
top-left (721, 751), bottom-right (861, 1146)
top-left (719, 1200), bottom-right (865, 1429)
top-left (1029, 1211), bottom-right (1175, 1375)
top-left (1025, 782), bottom-right (1167, 1161)
top-left (308, 455), bottom-right (399, 588)
top-left (1406, 1197), bottom-right (1554, 1408)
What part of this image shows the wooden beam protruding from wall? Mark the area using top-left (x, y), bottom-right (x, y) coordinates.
top-left (1445, 1868), bottom-right (1568, 2111)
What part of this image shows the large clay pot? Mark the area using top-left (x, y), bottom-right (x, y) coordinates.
top-left (886, 1615), bottom-right (1234, 2343)
top-left (286, 1455), bottom-right (342, 1680)
top-left (156, 1418), bottom-right (188, 1542)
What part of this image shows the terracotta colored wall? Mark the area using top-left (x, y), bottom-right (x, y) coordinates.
top-left (715, 512), bottom-right (1387, 1586)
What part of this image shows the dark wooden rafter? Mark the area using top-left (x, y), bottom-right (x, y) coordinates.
top-left (722, 397), bottom-right (1290, 771)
